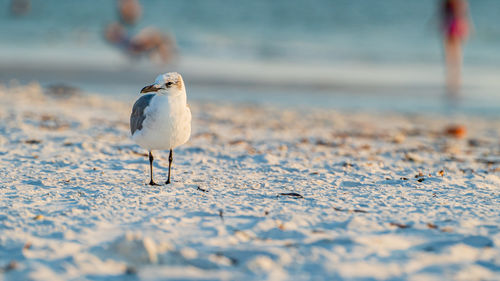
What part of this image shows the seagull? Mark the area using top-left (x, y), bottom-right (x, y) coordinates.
top-left (130, 72), bottom-right (191, 185)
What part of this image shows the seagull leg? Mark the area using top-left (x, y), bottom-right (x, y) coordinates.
top-left (166, 149), bottom-right (173, 184)
top-left (148, 151), bottom-right (160, 186)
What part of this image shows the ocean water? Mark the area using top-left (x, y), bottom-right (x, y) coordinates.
top-left (1, 0), bottom-right (499, 113)
top-left (2, 0), bottom-right (500, 64)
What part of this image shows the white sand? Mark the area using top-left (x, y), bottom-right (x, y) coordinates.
top-left (0, 83), bottom-right (499, 280)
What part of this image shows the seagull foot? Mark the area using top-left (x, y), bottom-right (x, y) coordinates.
top-left (165, 180), bottom-right (171, 185)
top-left (148, 180), bottom-right (161, 186)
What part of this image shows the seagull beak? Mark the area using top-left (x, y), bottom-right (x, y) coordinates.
top-left (140, 84), bottom-right (159, 93)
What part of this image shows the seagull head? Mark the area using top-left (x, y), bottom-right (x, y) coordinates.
top-left (140, 72), bottom-right (185, 96)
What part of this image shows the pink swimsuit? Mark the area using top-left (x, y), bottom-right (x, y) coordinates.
top-left (442, 0), bottom-right (469, 40)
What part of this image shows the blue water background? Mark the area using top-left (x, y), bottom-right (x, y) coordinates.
top-left (0, 0), bottom-right (499, 114)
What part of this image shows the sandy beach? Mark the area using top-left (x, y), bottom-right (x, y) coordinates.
top-left (0, 83), bottom-right (499, 280)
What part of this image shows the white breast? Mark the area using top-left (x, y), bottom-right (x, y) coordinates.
top-left (132, 94), bottom-right (191, 151)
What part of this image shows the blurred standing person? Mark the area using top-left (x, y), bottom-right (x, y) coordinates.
top-left (440, 0), bottom-right (470, 96)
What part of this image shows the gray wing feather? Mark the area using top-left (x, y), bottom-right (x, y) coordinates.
top-left (130, 94), bottom-right (155, 135)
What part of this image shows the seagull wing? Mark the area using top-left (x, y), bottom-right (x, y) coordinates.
top-left (130, 94), bottom-right (155, 135)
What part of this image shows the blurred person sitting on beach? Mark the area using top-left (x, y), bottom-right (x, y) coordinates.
top-left (440, 0), bottom-right (470, 96)
top-left (104, 0), bottom-right (176, 64)
top-left (105, 23), bottom-right (176, 64)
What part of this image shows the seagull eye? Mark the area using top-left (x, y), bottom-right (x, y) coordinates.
top-left (165, 82), bottom-right (173, 87)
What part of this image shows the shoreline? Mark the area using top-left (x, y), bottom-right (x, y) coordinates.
top-left (2, 53), bottom-right (500, 118)
top-left (2, 53), bottom-right (500, 94)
